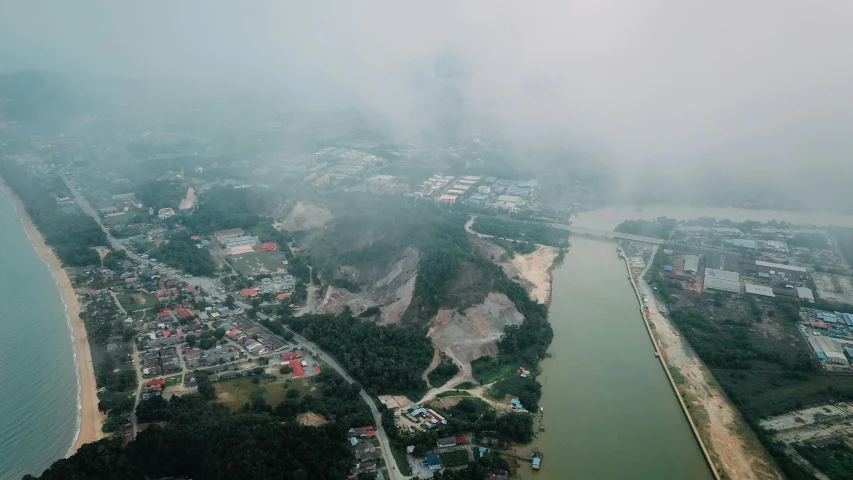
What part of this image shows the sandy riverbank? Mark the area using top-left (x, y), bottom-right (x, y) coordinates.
top-left (0, 177), bottom-right (105, 455)
top-left (627, 246), bottom-right (779, 480)
top-left (508, 246), bottom-right (559, 305)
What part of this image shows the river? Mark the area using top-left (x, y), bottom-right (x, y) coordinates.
top-left (524, 205), bottom-right (853, 479)
top-left (0, 189), bottom-right (78, 479)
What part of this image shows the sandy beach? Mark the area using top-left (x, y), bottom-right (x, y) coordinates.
top-left (0, 177), bottom-right (105, 455)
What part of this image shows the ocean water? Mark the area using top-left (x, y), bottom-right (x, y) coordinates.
top-left (0, 190), bottom-right (79, 480)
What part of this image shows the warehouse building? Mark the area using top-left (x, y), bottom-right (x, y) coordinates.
top-left (741, 260), bottom-right (808, 281)
top-left (704, 268), bottom-right (741, 293)
top-left (745, 283), bottom-right (775, 297)
top-left (812, 336), bottom-right (848, 365)
top-left (683, 255), bottom-right (700, 274)
top-left (797, 287), bottom-right (815, 303)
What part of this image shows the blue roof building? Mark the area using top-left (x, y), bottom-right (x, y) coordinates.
top-left (478, 447), bottom-right (487, 457)
top-left (349, 437), bottom-right (359, 446)
top-left (510, 398), bottom-right (524, 410)
top-left (664, 265), bottom-right (673, 272)
top-left (532, 457), bottom-right (542, 470)
top-left (424, 452), bottom-right (441, 470)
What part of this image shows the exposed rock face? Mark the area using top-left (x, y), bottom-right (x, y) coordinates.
top-left (319, 247), bottom-right (419, 324)
top-left (428, 292), bottom-right (525, 369)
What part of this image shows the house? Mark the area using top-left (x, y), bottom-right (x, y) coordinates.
top-left (437, 437), bottom-right (457, 449)
top-left (354, 443), bottom-right (377, 461)
top-left (347, 426), bottom-right (375, 438)
top-left (240, 288), bottom-right (259, 298)
top-left (260, 242), bottom-right (278, 251)
top-left (358, 460), bottom-right (377, 473)
top-left (424, 452), bottom-right (441, 471)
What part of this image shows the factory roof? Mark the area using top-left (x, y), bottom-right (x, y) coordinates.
top-left (683, 255), bottom-right (700, 273)
top-left (755, 260), bottom-right (807, 273)
top-left (797, 287), bottom-right (815, 302)
top-left (496, 195), bottom-right (522, 203)
top-left (704, 268), bottom-right (741, 293)
top-left (745, 284), bottom-right (775, 297)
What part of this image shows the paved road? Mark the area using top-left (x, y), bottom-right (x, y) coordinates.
top-left (130, 343), bottom-right (144, 438)
top-left (64, 173), bottom-right (406, 473)
top-left (283, 326), bottom-right (408, 480)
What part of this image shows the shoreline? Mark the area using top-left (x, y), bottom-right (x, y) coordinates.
top-left (0, 176), bottom-right (104, 457)
top-left (619, 245), bottom-right (722, 480)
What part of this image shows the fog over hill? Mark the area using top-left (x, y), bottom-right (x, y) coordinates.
top-left (2, 1), bottom-right (853, 210)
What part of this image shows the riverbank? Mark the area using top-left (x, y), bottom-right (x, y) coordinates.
top-left (0, 176), bottom-right (105, 455)
top-left (627, 244), bottom-right (780, 480)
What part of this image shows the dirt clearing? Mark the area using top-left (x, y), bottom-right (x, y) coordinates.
top-left (296, 412), bottom-right (328, 426)
top-left (812, 273), bottom-right (853, 304)
top-left (274, 202), bottom-right (333, 231)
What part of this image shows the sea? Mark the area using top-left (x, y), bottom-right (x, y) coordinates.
top-left (0, 189), bottom-right (79, 480)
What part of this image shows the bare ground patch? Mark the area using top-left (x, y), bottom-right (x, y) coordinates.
top-left (812, 273), bottom-right (853, 304)
top-left (296, 412), bottom-right (328, 427)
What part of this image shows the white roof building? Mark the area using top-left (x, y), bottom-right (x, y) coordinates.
top-left (704, 268), bottom-right (741, 293)
top-left (683, 255), bottom-right (700, 274)
top-left (745, 284), bottom-right (775, 297)
top-left (797, 287), bottom-right (815, 303)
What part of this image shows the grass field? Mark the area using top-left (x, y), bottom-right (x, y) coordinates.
top-left (439, 449), bottom-right (470, 468)
top-left (216, 375), bottom-right (318, 412)
top-left (228, 251), bottom-right (288, 276)
top-left (163, 375), bottom-right (182, 387)
top-left (116, 292), bottom-right (160, 312)
top-left (391, 447), bottom-right (413, 476)
top-left (101, 211), bottom-right (135, 226)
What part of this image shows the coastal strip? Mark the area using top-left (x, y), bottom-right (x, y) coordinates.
top-left (619, 246), bottom-right (722, 480)
top-left (0, 176), bottom-right (105, 456)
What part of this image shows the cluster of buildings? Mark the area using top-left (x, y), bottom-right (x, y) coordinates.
top-left (346, 426), bottom-right (378, 476)
top-left (307, 147), bottom-right (385, 186)
top-left (140, 346), bottom-right (181, 377)
top-left (403, 403), bottom-right (447, 429)
top-left (184, 345), bottom-right (239, 368)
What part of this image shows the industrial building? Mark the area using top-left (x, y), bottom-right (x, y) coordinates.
top-left (704, 268), bottom-right (741, 293)
top-left (683, 255), bottom-right (700, 274)
top-left (797, 287), bottom-right (815, 303)
top-left (745, 283), bottom-right (775, 297)
top-left (808, 335), bottom-right (848, 365)
top-left (741, 260), bottom-right (808, 281)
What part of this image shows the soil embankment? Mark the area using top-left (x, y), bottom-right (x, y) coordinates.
top-left (632, 246), bottom-right (780, 480)
top-left (0, 177), bottom-right (105, 455)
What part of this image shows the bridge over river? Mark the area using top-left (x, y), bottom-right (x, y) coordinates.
top-left (564, 225), bottom-right (666, 244)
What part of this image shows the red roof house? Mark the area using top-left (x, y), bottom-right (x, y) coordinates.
top-left (260, 242), bottom-right (278, 251)
top-left (276, 292), bottom-right (292, 301)
top-left (156, 310), bottom-right (172, 318)
top-left (288, 360), bottom-right (304, 378)
top-left (363, 426), bottom-right (376, 437)
top-left (175, 307), bottom-right (192, 319)
top-left (282, 352), bottom-right (301, 361)
top-left (240, 288), bottom-right (259, 298)
top-left (145, 378), bottom-right (165, 388)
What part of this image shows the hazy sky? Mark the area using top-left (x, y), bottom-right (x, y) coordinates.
top-left (2, 1), bottom-right (852, 196)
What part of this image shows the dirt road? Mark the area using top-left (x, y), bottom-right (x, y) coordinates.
top-left (639, 251), bottom-right (780, 480)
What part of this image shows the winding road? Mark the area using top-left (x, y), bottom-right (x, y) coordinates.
top-left (283, 326), bottom-right (409, 480)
